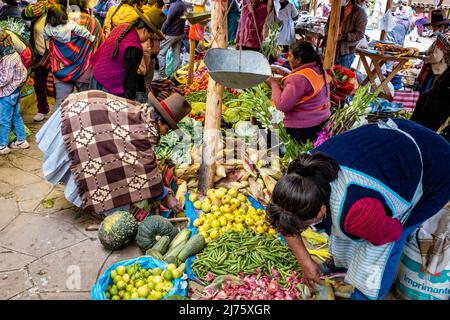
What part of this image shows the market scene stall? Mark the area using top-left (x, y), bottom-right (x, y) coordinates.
top-left (0, 0), bottom-right (449, 302)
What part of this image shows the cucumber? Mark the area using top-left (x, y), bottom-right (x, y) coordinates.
top-left (177, 262), bottom-right (186, 273)
top-left (151, 235), bottom-right (171, 255)
top-left (163, 240), bottom-right (188, 260)
top-left (167, 228), bottom-right (191, 251)
top-left (177, 234), bottom-right (206, 262)
top-left (145, 248), bottom-right (163, 260)
top-left (163, 255), bottom-right (178, 265)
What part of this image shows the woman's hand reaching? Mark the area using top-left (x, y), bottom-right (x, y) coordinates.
top-left (301, 258), bottom-right (322, 289)
top-left (164, 194), bottom-right (183, 214)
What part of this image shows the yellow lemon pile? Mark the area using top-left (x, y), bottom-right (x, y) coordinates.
top-left (190, 187), bottom-right (276, 242)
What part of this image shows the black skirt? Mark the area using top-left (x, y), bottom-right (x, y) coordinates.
top-left (286, 120), bottom-right (328, 144)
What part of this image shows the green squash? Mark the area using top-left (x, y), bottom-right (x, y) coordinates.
top-left (136, 215), bottom-right (178, 251)
top-left (98, 211), bottom-right (138, 250)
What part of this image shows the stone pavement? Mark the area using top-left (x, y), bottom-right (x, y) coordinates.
top-left (0, 111), bottom-right (144, 300)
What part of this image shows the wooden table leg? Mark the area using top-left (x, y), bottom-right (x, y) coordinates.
top-left (374, 60), bottom-right (407, 100)
top-left (372, 60), bottom-right (392, 100)
top-left (360, 55), bottom-right (379, 88)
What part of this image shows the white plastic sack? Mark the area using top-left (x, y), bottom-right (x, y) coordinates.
top-left (379, 12), bottom-right (395, 33)
top-left (357, 37), bottom-right (369, 49)
top-left (395, 209), bottom-right (450, 300)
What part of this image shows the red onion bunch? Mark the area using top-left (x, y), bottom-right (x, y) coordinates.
top-left (200, 268), bottom-right (306, 300)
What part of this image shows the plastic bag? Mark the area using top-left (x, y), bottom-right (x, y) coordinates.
top-left (165, 48), bottom-right (175, 77)
top-left (91, 256), bottom-right (188, 300)
top-left (379, 12), bottom-right (395, 33)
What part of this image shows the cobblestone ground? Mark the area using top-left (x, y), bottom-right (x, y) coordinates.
top-left (0, 103), bottom-right (144, 300)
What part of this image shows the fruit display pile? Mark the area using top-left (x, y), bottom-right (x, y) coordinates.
top-left (190, 187), bottom-right (276, 243)
top-left (104, 263), bottom-right (183, 300)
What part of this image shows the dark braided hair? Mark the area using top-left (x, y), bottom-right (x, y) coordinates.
top-left (112, 19), bottom-right (140, 57)
top-left (289, 41), bottom-right (329, 97)
top-left (267, 153), bottom-right (340, 236)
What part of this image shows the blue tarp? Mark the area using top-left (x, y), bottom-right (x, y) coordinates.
top-left (91, 256), bottom-right (188, 300)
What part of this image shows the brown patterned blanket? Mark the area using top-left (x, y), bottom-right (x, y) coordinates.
top-left (60, 90), bottom-right (164, 214)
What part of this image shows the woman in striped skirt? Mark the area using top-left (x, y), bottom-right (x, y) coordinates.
top-left (267, 119), bottom-right (450, 300)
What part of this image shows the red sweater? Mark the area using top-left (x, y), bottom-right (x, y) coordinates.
top-left (344, 197), bottom-right (403, 246)
top-left (91, 23), bottom-right (142, 95)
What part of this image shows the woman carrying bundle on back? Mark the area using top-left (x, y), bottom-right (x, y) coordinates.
top-left (43, 4), bottom-right (97, 111)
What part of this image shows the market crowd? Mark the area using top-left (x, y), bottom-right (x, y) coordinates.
top-left (0, 0), bottom-right (449, 301)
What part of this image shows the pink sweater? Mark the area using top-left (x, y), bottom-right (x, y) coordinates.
top-left (271, 63), bottom-right (331, 129)
top-left (91, 23), bottom-right (142, 95)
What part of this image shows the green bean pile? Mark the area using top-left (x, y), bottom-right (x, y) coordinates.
top-left (191, 229), bottom-right (302, 285)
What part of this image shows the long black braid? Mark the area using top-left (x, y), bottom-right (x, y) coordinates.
top-left (289, 41), bottom-right (329, 97)
top-left (112, 19), bottom-right (140, 57)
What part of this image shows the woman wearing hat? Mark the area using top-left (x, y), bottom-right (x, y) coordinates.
top-left (36, 90), bottom-right (192, 218)
top-left (418, 9), bottom-right (450, 94)
top-left (267, 119), bottom-right (450, 300)
top-left (90, 4), bottom-right (166, 102)
top-left (104, 0), bottom-right (165, 99)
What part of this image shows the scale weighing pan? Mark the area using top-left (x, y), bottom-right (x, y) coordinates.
top-left (204, 48), bottom-right (272, 89)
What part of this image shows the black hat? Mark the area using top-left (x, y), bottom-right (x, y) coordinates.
top-left (423, 10), bottom-right (450, 27)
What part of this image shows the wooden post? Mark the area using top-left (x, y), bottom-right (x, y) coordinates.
top-left (199, 0), bottom-right (228, 194)
top-left (188, 40), bottom-right (196, 84)
top-left (380, 0), bottom-right (393, 40)
top-left (264, 0), bottom-right (273, 39)
top-left (323, 0), bottom-right (341, 69)
top-left (311, 0), bottom-right (318, 16)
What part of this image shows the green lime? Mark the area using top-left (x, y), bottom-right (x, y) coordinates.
top-left (111, 295), bottom-right (120, 300)
top-left (131, 292), bottom-right (139, 299)
top-left (118, 290), bottom-right (125, 298)
top-left (109, 286), bottom-right (118, 296)
top-left (162, 270), bottom-right (174, 281)
top-left (116, 266), bottom-right (126, 276)
top-left (144, 271), bottom-right (150, 278)
top-left (137, 286), bottom-right (149, 298)
top-left (172, 269), bottom-right (182, 279)
top-left (153, 291), bottom-right (163, 300)
top-left (113, 275), bottom-right (122, 284)
top-left (122, 273), bottom-right (130, 283)
top-left (126, 284), bottom-right (134, 292)
top-left (105, 292), bottom-right (111, 299)
top-left (124, 292), bottom-right (131, 300)
top-left (116, 280), bottom-right (126, 290)
top-left (153, 275), bottom-right (163, 284)
top-left (163, 281), bottom-right (173, 292)
top-left (155, 282), bottom-right (165, 292)
top-left (152, 267), bottom-right (162, 276)
top-left (110, 270), bottom-right (117, 279)
top-left (147, 281), bottom-right (155, 291)
top-left (135, 279), bottom-right (145, 288)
